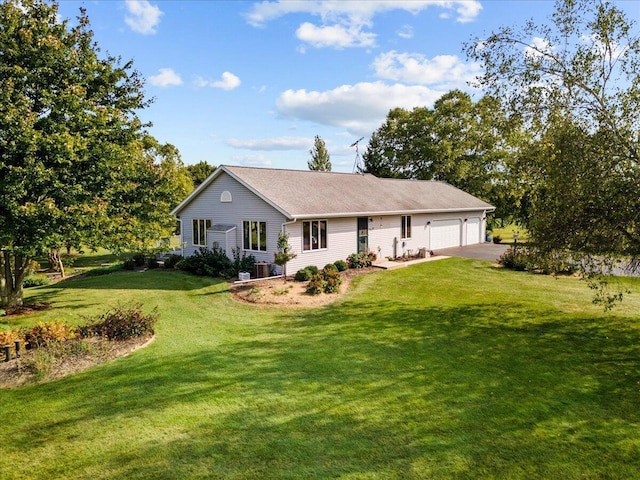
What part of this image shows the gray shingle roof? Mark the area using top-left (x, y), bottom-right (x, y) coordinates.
top-left (222, 165), bottom-right (494, 219)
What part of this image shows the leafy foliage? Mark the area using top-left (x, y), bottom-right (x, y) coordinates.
top-left (162, 254), bottom-right (183, 269)
top-left (185, 161), bottom-right (216, 188)
top-left (273, 231), bottom-right (296, 280)
top-left (362, 90), bottom-right (519, 221)
top-left (0, 1), bottom-right (189, 306)
top-left (25, 322), bottom-right (76, 348)
top-left (467, 0), bottom-right (640, 307)
top-left (334, 259), bottom-right (348, 272)
top-left (346, 253), bottom-right (372, 269)
top-left (306, 266), bottom-right (343, 295)
top-left (80, 303), bottom-right (158, 341)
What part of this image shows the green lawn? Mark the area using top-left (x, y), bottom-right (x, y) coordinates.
top-left (1, 259), bottom-right (640, 479)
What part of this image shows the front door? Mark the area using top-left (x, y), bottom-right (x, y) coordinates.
top-left (357, 217), bottom-right (368, 253)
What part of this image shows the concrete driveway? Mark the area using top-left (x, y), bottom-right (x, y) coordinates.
top-left (434, 243), bottom-right (509, 262)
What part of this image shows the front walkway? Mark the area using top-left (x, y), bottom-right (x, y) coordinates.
top-left (373, 242), bottom-right (509, 270)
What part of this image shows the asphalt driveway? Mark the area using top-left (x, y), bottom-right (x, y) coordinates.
top-left (434, 243), bottom-right (509, 261)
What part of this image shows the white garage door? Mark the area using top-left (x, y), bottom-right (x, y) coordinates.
top-left (430, 219), bottom-right (462, 249)
top-left (466, 217), bottom-right (481, 245)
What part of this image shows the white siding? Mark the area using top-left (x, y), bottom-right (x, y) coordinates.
top-left (286, 217), bottom-right (356, 273)
top-left (177, 174), bottom-right (489, 274)
top-left (177, 172), bottom-right (288, 264)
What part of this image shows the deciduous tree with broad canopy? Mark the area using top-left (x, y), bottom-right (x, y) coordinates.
top-left (467, 0), bottom-right (640, 306)
top-left (362, 90), bottom-right (520, 222)
top-left (0, 0), bottom-right (188, 307)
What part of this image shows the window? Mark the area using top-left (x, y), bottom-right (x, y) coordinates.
top-left (243, 221), bottom-right (267, 251)
top-left (192, 219), bottom-right (211, 246)
top-left (401, 215), bottom-right (411, 239)
top-left (303, 220), bottom-right (327, 251)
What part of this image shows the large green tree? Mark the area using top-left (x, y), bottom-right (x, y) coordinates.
top-left (0, 0), bottom-right (186, 306)
top-left (467, 0), bottom-right (640, 261)
top-left (186, 160), bottom-right (216, 189)
top-left (308, 135), bottom-right (332, 171)
top-left (362, 90), bottom-right (519, 221)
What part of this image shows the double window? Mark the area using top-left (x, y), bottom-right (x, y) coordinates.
top-left (192, 219), bottom-right (211, 246)
top-left (243, 221), bottom-right (267, 251)
top-left (401, 215), bottom-right (412, 239)
top-left (303, 220), bottom-right (327, 251)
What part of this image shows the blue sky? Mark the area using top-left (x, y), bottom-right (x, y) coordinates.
top-left (55, 1), bottom-right (639, 172)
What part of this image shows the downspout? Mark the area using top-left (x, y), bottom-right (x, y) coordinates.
top-left (281, 218), bottom-right (297, 232)
top-left (279, 219), bottom-right (298, 277)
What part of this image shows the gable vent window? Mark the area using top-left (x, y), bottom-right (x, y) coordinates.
top-left (220, 191), bottom-right (232, 203)
top-left (193, 219), bottom-right (211, 247)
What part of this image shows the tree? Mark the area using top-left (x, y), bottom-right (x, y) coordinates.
top-left (362, 90), bottom-right (520, 222)
top-left (186, 161), bottom-right (216, 188)
top-left (308, 135), bottom-right (332, 171)
top-left (0, 1), bottom-right (185, 306)
top-left (273, 230), bottom-right (296, 282)
top-left (466, 0), bottom-right (640, 258)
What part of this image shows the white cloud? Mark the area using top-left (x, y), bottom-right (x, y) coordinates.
top-left (148, 68), bottom-right (183, 87)
top-left (246, 1), bottom-right (481, 27)
top-left (231, 154), bottom-right (272, 167)
top-left (226, 136), bottom-right (312, 151)
top-left (245, 1), bottom-right (481, 49)
top-left (195, 72), bottom-right (241, 90)
top-left (524, 36), bottom-right (554, 60)
top-left (124, 0), bottom-right (163, 35)
top-left (398, 25), bottom-right (414, 39)
top-left (372, 50), bottom-right (482, 89)
top-left (296, 22), bottom-right (376, 49)
top-left (276, 82), bottom-right (445, 135)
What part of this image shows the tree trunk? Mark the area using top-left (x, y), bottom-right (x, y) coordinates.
top-left (0, 250), bottom-right (29, 308)
top-left (49, 248), bottom-right (65, 278)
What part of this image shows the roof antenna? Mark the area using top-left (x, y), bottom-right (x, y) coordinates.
top-left (351, 137), bottom-right (364, 173)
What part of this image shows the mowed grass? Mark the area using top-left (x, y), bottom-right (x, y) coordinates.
top-left (1, 258), bottom-right (640, 479)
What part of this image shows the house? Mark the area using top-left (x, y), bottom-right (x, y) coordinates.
top-left (171, 165), bottom-right (494, 276)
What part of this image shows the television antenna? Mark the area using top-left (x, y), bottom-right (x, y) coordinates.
top-left (351, 136), bottom-right (364, 173)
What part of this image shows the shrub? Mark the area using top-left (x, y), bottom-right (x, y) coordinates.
top-left (25, 322), bottom-right (77, 348)
top-left (132, 253), bottom-right (146, 267)
top-left (123, 258), bottom-right (136, 270)
top-left (347, 252), bottom-right (372, 269)
top-left (306, 273), bottom-right (327, 295)
top-left (323, 267), bottom-right (343, 294)
top-left (498, 247), bottom-right (529, 271)
top-left (304, 265), bottom-right (320, 275)
top-left (334, 259), bottom-right (348, 272)
top-left (146, 257), bottom-right (160, 269)
top-left (81, 303), bottom-right (158, 341)
top-left (306, 266), bottom-right (343, 295)
top-left (231, 249), bottom-right (256, 278)
top-left (493, 235), bottom-right (503, 244)
top-left (23, 275), bottom-right (50, 288)
top-left (324, 263), bottom-right (338, 272)
top-left (163, 254), bottom-right (182, 269)
top-left (176, 247), bottom-right (234, 278)
top-left (294, 268), bottom-right (313, 282)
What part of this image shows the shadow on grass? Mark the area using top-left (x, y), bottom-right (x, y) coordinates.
top-left (3, 300), bottom-right (640, 478)
top-left (42, 270), bottom-right (229, 292)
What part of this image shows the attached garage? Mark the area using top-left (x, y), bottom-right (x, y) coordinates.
top-left (430, 219), bottom-right (462, 249)
top-left (465, 217), bottom-right (481, 245)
